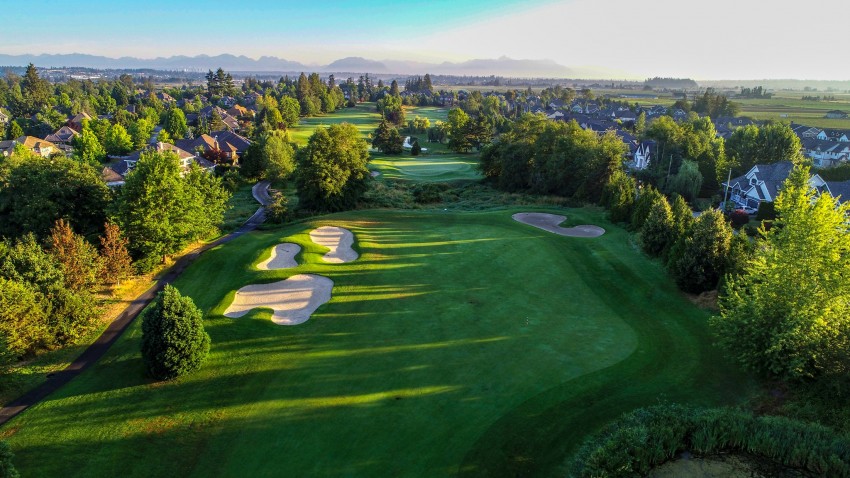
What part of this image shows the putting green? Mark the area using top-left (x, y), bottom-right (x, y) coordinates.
top-left (369, 153), bottom-right (481, 182)
top-left (1, 208), bottom-right (752, 477)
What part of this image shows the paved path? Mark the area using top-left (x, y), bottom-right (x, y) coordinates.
top-left (0, 181), bottom-right (271, 427)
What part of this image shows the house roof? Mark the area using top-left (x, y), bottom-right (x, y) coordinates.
top-left (45, 126), bottom-right (80, 143)
top-left (101, 166), bottom-right (124, 184)
top-left (724, 161), bottom-right (796, 202)
top-left (14, 136), bottom-right (58, 153)
top-left (826, 180), bottom-right (850, 203)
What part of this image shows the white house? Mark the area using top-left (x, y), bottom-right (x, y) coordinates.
top-left (723, 161), bottom-right (829, 211)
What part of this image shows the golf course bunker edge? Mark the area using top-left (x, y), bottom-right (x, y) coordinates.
top-left (512, 212), bottom-right (605, 238)
top-left (223, 274), bottom-right (334, 325)
top-left (309, 226), bottom-right (359, 263)
top-left (257, 243), bottom-right (301, 270)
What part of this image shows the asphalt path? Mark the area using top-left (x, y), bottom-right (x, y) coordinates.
top-left (0, 181), bottom-right (272, 426)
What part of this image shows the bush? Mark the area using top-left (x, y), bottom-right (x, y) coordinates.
top-left (413, 183), bottom-right (449, 204)
top-left (755, 201), bottom-right (776, 221)
top-left (567, 404), bottom-right (850, 477)
top-left (219, 168), bottom-right (242, 193)
top-left (141, 285), bottom-right (210, 380)
top-left (0, 441), bottom-right (19, 478)
top-left (668, 210), bottom-right (733, 293)
top-left (729, 209), bottom-right (750, 228)
top-left (411, 140), bottom-right (421, 156)
top-left (265, 192), bottom-right (290, 224)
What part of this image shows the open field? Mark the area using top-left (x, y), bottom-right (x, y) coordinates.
top-left (1, 208), bottom-right (753, 477)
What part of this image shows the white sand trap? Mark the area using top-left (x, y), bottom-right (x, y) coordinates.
top-left (309, 226), bottom-right (359, 263)
top-left (512, 212), bottom-right (605, 238)
top-left (223, 274), bottom-right (333, 325)
top-left (257, 243), bottom-right (301, 270)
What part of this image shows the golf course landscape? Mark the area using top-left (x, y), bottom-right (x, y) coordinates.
top-left (1, 206), bottom-right (754, 477)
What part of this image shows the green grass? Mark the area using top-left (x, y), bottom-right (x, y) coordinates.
top-left (369, 152), bottom-right (481, 182)
top-left (220, 183), bottom-right (260, 232)
top-left (1, 208), bottom-right (754, 477)
top-left (405, 105), bottom-right (449, 124)
top-left (289, 103), bottom-right (382, 146)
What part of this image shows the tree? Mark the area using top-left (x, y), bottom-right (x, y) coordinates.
top-left (666, 159), bottom-right (702, 202)
top-left (390, 80), bottom-right (400, 97)
top-left (141, 285), bottom-right (210, 381)
top-left (164, 107), bottom-right (188, 139)
top-left (73, 127), bottom-right (107, 164)
top-left (99, 222), bottom-right (133, 286)
top-left (603, 170), bottom-right (637, 223)
top-left (105, 123), bottom-right (133, 156)
top-left (279, 96), bottom-right (301, 128)
top-left (128, 118), bottom-right (154, 149)
top-left (0, 277), bottom-right (51, 359)
top-left (446, 108), bottom-right (471, 153)
top-left (712, 164), bottom-right (850, 381)
top-left (0, 151), bottom-right (110, 240)
top-left (20, 63), bottom-right (50, 115)
top-left (630, 186), bottom-right (664, 231)
top-left (635, 111), bottom-right (646, 135)
top-left (8, 121), bottom-right (23, 140)
top-left (49, 219), bottom-right (102, 292)
top-left (296, 123), bottom-right (370, 212)
top-left (723, 123), bottom-right (804, 178)
top-left (670, 194), bottom-right (694, 238)
top-left (411, 140), bottom-right (422, 156)
top-left (115, 151), bottom-right (229, 266)
top-left (640, 196), bottom-right (675, 257)
top-left (372, 119), bottom-right (404, 154)
top-left (667, 209), bottom-right (733, 293)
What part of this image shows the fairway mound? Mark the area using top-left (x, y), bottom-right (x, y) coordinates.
top-left (310, 226), bottom-right (359, 263)
top-left (257, 243), bottom-right (301, 270)
top-left (512, 212), bottom-right (605, 238)
top-left (223, 274), bottom-right (333, 325)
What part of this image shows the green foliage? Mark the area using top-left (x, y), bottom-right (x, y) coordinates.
top-left (411, 140), bottom-right (421, 156)
top-left (141, 285), bottom-right (210, 381)
top-left (72, 127), bottom-right (107, 164)
top-left (115, 151), bottom-right (230, 266)
top-left (567, 404), bottom-right (850, 478)
top-left (668, 209), bottom-right (733, 293)
top-left (670, 194), bottom-right (694, 238)
top-left (629, 186), bottom-right (664, 231)
top-left (265, 192), bottom-right (291, 224)
top-left (49, 219), bottom-right (102, 292)
top-left (446, 108), bottom-right (472, 153)
top-left (640, 195), bottom-right (674, 258)
top-left (666, 159), bottom-right (702, 202)
top-left (279, 96), bottom-right (301, 128)
top-left (128, 118), bottom-right (154, 149)
top-left (602, 170), bottom-right (637, 223)
top-left (0, 441), bottom-right (20, 478)
top-left (7, 121), bottom-right (23, 140)
top-left (295, 123), bottom-right (370, 212)
top-left (377, 94), bottom-right (405, 125)
top-left (0, 277), bottom-right (51, 359)
top-left (723, 123), bottom-right (804, 178)
top-left (164, 107), bottom-right (188, 140)
top-left (0, 153), bottom-right (110, 240)
top-left (712, 164), bottom-right (850, 381)
top-left (104, 123), bottom-right (133, 156)
top-left (479, 114), bottom-right (625, 202)
top-left (371, 119), bottom-right (403, 154)
top-left (241, 132), bottom-right (295, 181)
top-left (755, 200), bottom-right (776, 221)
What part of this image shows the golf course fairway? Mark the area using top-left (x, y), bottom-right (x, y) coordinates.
top-left (1, 208), bottom-right (752, 477)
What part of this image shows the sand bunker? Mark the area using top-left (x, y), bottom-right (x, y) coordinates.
top-left (223, 274), bottom-right (333, 325)
top-left (512, 212), bottom-right (605, 238)
top-left (257, 243), bottom-right (301, 270)
top-left (309, 226), bottom-right (359, 263)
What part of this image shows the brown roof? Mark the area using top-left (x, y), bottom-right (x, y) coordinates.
top-left (16, 136), bottom-right (58, 152)
top-left (101, 166), bottom-right (124, 183)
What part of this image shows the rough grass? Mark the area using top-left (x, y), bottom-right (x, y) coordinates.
top-left (1, 208), bottom-right (754, 477)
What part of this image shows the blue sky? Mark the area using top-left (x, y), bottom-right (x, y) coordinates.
top-left (4, 0), bottom-right (850, 79)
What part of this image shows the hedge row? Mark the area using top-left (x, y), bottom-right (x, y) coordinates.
top-left (567, 404), bottom-right (850, 477)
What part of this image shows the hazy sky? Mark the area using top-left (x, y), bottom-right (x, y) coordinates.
top-left (3, 0), bottom-right (847, 80)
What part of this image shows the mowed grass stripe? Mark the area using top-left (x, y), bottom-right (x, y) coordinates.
top-left (1, 209), bottom-right (752, 477)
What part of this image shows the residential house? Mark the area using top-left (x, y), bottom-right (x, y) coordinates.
top-left (629, 141), bottom-right (656, 171)
top-left (227, 104), bottom-right (253, 119)
top-left (801, 138), bottom-right (850, 167)
top-left (791, 123), bottom-right (826, 140)
top-left (67, 111), bottom-right (92, 132)
top-left (156, 92), bottom-right (176, 104)
top-left (546, 110), bottom-right (564, 120)
top-left (106, 142), bottom-right (215, 184)
top-left (722, 161), bottom-right (829, 211)
top-left (0, 136), bottom-right (59, 157)
top-left (0, 109), bottom-right (8, 126)
top-left (175, 130), bottom-right (250, 165)
top-left (825, 110), bottom-right (848, 119)
top-left (44, 126), bottom-right (80, 153)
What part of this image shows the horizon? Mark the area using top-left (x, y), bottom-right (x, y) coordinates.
top-left (2, 0), bottom-right (849, 81)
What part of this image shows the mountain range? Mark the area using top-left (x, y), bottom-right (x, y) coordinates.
top-left (0, 53), bottom-right (623, 78)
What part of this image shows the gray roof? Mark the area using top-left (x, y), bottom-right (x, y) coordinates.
top-left (724, 161), bottom-right (795, 202)
top-left (826, 180), bottom-right (850, 203)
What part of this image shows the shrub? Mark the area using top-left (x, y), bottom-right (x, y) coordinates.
top-left (729, 209), bottom-right (750, 228)
top-left (266, 192), bottom-right (291, 224)
top-left (141, 285), bottom-right (210, 380)
top-left (413, 183), bottom-right (449, 204)
top-left (630, 186), bottom-right (664, 231)
top-left (0, 441), bottom-right (19, 478)
top-left (755, 201), bottom-right (776, 221)
top-left (411, 140), bottom-right (421, 156)
top-left (639, 196), bottom-right (674, 258)
top-left (567, 404), bottom-right (850, 477)
top-left (668, 210), bottom-right (733, 293)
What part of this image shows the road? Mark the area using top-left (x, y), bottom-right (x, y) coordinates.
top-left (0, 181), bottom-right (271, 427)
